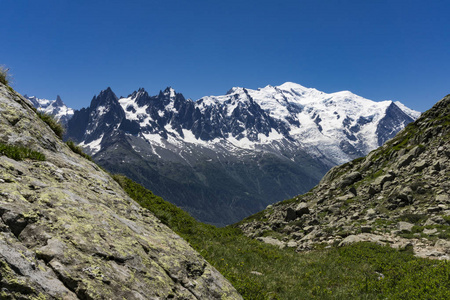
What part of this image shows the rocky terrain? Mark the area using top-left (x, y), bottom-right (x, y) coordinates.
top-left (238, 94), bottom-right (450, 260)
top-left (0, 83), bottom-right (241, 298)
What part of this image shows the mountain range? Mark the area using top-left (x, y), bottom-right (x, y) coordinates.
top-left (24, 95), bottom-right (74, 125)
top-left (29, 83), bottom-right (419, 226)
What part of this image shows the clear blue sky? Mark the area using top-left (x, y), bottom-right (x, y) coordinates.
top-left (1, 0), bottom-right (449, 112)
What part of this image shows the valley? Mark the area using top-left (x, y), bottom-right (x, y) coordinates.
top-left (31, 83), bottom-right (418, 225)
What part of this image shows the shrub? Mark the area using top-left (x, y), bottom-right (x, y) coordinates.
top-left (0, 142), bottom-right (45, 161)
top-left (36, 112), bottom-right (64, 139)
top-left (66, 140), bottom-right (93, 161)
top-left (399, 213), bottom-right (427, 224)
top-left (0, 65), bottom-right (9, 85)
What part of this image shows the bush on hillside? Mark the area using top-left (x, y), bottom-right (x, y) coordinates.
top-left (66, 140), bottom-right (93, 161)
top-left (36, 112), bottom-right (64, 139)
top-left (0, 66), bottom-right (9, 85)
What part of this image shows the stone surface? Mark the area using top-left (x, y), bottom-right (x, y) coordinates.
top-left (435, 239), bottom-right (450, 254)
top-left (397, 222), bottom-right (414, 232)
top-left (338, 234), bottom-right (387, 247)
top-left (0, 84), bottom-right (242, 299)
top-left (340, 171), bottom-right (362, 188)
top-left (295, 202), bottom-right (310, 217)
top-left (256, 237), bottom-right (285, 249)
top-left (285, 207), bottom-right (297, 221)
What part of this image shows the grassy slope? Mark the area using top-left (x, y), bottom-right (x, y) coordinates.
top-left (113, 175), bottom-right (450, 300)
top-left (0, 142), bottom-right (46, 161)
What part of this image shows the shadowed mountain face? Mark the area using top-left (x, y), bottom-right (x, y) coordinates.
top-left (62, 83), bottom-right (418, 226)
top-left (238, 94), bottom-right (450, 260)
top-left (0, 83), bottom-right (242, 299)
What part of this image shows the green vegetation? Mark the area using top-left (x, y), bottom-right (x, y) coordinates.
top-left (36, 112), bottom-right (64, 139)
top-left (114, 175), bottom-right (450, 299)
top-left (0, 65), bottom-right (9, 85)
top-left (399, 213), bottom-right (428, 224)
top-left (33, 111), bottom-right (92, 161)
top-left (65, 140), bottom-right (93, 161)
top-left (0, 142), bottom-right (45, 161)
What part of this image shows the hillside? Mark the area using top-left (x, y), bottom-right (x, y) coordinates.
top-left (238, 94), bottom-right (450, 259)
top-left (0, 83), bottom-right (241, 298)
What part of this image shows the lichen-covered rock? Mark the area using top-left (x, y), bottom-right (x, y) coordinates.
top-left (295, 202), bottom-right (310, 217)
top-left (339, 171), bottom-right (362, 188)
top-left (397, 222), bottom-right (414, 232)
top-left (0, 83), bottom-right (242, 299)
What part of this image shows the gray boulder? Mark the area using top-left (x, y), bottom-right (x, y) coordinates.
top-left (295, 202), bottom-right (310, 217)
top-left (397, 221), bottom-right (414, 232)
top-left (340, 171), bottom-right (362, 188)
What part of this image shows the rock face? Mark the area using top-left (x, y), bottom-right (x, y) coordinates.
top-left (0, 84), bottom-right (241, 299)
top-left (59, 83), bottom-right (418, 226)
top-left (238, 94), bottom-right (450, 260)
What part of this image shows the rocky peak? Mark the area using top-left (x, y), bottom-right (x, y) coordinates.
top-left (238, 94), bottom-right (450, 260)
top-left (0, 83), bottom-right (242, 299)
top-left (131, 88), bottom-right (152, 107)
top-left (89, 87), bottom-right (118, 109)
top-left (376, 101), bottom-right (414, 146)
top-left (55, 95), bottom-right (63, 106)
top-left (226, 86), bottom-right (243, 95)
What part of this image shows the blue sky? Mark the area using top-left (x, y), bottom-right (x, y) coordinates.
top-left (1, 0), bottom-right (449, 112)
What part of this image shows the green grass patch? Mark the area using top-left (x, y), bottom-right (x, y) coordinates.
top-left (36, 112), bottom-right (64, 139)
top-left (115, 175), bottom-right (450, 299)
top-left (399, 213), bottom-right (428, 224)
top-left (0, 142), bottom-right (45, 161)
top-left (443, 215), bottom-right (450, 225)
top-left (65, 140), bottom-right (93, 161)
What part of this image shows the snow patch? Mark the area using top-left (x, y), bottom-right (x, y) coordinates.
top-left (79, 135), bottom-right (104, 155)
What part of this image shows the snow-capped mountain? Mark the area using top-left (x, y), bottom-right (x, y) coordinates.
top-left (63, 83), bottom-right (419, 225)
top-left (25, 94), bottom-right (74, 124)
top-left (72, 82), bottom-right (418, 164)
top-left (192, 82), bottom-right (417, 164)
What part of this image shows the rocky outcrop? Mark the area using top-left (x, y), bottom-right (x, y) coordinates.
top-left (238, 94), bottom-right (450, 260)
top-left (0, 83), bottom-right (242, 298)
